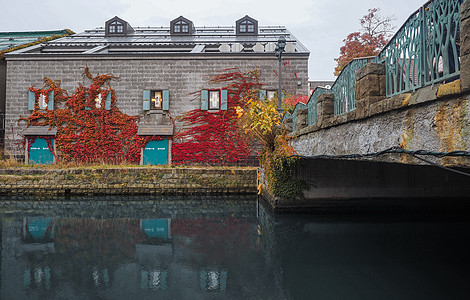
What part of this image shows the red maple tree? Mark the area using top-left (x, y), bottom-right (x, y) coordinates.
top-left (334, 8), bottom-right (395, 76)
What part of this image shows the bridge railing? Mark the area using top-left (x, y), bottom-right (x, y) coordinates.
top-left (307, 87), bottom-right (330, 126)
top-left (283, 0), bottom-right (464, 131)
top-left (331, 57), bottom-right (377, 116)
top-left (379, 0), bottom-right (463, 97)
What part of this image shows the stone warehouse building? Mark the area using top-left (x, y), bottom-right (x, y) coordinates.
top-left (4, 16), bottom-right (309, 164)
top-left (0, 30), bottom-right (72, 153)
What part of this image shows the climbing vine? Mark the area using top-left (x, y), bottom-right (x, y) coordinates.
top-left (20, 67), bottom-right (164, 164)
top-left (172, 69), bottom-right (262, 165)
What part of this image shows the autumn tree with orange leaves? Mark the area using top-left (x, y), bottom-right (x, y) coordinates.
top-left (334, 8), bottom-right (395, 76)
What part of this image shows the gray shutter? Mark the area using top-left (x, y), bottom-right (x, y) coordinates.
top-left (143, 90), bottom-right (150, 110)
top-left (105, 92), bottom-right (112, 110)
top-left (221, 89), bottom-right (228, 111)
top-left (201, 89), bottom-right (208, 110)
top-left (28, 90), bottom-right (35, 110)
top-left (85, 89), bottom-right (91, 110)
top-left (162, 90), bottom-right (169, 111)
top-left (259, 89), bottom-right (266, 100)
top-left (48, 90), bottom-right (54, 110)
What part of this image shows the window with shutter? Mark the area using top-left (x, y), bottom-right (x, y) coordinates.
top-left (143, 90), bottom-right (151, 111)
top-left (221, 89), bottom-right (228, 111)
top-left (201, 89), bottom-right (208, 110)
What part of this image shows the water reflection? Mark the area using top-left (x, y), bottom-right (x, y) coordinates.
top-left (0, 197), bottom-right (469, 299)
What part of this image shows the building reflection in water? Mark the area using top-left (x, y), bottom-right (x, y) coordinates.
top-left (3, 198), bottom-right (470, 299)
top-left (0, 198), bottom-right (274, 299)
top-left (22, 217), bottom-right (55, 292)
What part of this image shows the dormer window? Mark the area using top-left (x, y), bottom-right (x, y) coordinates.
top-left (105, 16), bottom-right (134, 36)
top-left (109, 21), bottom-right (124, 34)
top-left (239, 20), bottom-right (254, 33)
top-left (174, 21), bottom-right (189, 33)
top-left (170, 16), bottom-right (194, 35)
top-left (236, 15), bottom-right (258, 35)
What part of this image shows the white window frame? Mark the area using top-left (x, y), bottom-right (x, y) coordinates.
top-left (150, 90), bottom-right (163, 110)
top-left (174, 21), bottom-right (189, 33)
top-left (38, 94), bottom-right (47, 110)
top-left (267, 90), bottom-right (276, 101)
top-left (209, 90), bottom-right (220, 110)
top-left (109, 21), bottom-right (124, 34)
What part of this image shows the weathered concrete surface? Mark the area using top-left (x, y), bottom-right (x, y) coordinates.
top-left (262, 158), bottom-right (470, 212)
top-left (291, 93), bottom-right (470, 167)
top-left (0, 167), bottom-right (257, 197)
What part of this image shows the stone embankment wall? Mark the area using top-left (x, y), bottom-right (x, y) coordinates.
top-left (0, 167), bottom-right (257, 197)
top-left (291, 78), bottom-right (470, 167)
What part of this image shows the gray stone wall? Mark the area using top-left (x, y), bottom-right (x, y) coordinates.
top-left (0, 167), bottom-right (258, 196)
top-left (291, 94), bottom-right (470, 167)
top-left (5, 56), bottom-right (308, 158)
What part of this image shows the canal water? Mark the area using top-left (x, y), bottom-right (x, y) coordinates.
top-left (0, 196), bottom-right (469, 300)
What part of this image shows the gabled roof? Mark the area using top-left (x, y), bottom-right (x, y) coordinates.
top-left (5, 18), bottom-right (309, 58)
top-left (0, 30), bottom-right (72, 51)
top-left (105, 16), bottom-right (135, 36)
top-left (235, 15), bottom-right (258, 35)
top-left (170, 16), bottom-right (195, 35)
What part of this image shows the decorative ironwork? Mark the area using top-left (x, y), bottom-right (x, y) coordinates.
top-left (307, 87), bottom-right (330, 126)
top-left (332, 57), bottom-right (375, 116)
top-left (286, 0), bottom-right (464, 132)
top-left (423, 0), bottom-right (462, 84)
top-left (380, 0), bottom-right (462, 97)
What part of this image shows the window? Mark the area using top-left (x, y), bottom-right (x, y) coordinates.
top-left (28, 90), bottom-right (54, 111)
top-left (109, 21), bottom-right (124, 34)
top-left (199, 269), bottom-right (227, 292)
top-left (267, 90), bottom-right (276, 101)
top-left (38, 94), bottom-right (47, 110)
top-left (95, 94), bottom-right (102, 109)
top-left (201, 89), bottom-right (227, 111)
top-left (240, 20), bottom-right (254, 33)
top-left (143, 89), bottom-right (169, 111)
top-left (209, 90), bottom-right (220, 110)
top-left (174, 21), bottom-right (189, 33)
top-left (151, 90), bottom-right (163, 110)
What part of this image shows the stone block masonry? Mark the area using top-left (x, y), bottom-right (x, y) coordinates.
top-left (4, 56), bottom-right (308, 159)
top-left (0, 167), bottom-right (258, 197)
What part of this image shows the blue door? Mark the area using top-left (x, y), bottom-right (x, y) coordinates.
top-left (29, 138), bottom-right (54, 165)
top-left (24, 217), bottom-right (54, 241)
top-left (141, 219), bottom-right (169, 239)
top-left (143, 139), bottom-right (169, 165)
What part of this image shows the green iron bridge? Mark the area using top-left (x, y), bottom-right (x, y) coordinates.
top-left (273, 0), bottom-right (470, 209)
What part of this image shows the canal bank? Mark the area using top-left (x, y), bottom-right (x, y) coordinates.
top-left (0, 167), bottom-right (258, 197)
top-left (260, 157), bottom-right (470, 213)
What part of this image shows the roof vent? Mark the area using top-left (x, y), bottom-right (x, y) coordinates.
top-left (285, 42), bottom-right (296, 52)
top-left (253, 43), bottom-right (264, 52)
top-left (265, 42), bottom-right (276, 52)
top-left (231, 43), bottom-right (244, 52)
top-left (219, 43), bottom-right (230, 52)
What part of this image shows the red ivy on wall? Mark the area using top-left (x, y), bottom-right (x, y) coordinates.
top-left (20, 67), bottom-right (262, 165)
top-left (172, 69), bottom-right (262, 165)
top-left (20, 68), bottom-right (164, 164)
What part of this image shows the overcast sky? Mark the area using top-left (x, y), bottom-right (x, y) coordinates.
top-left (1, 0), bottom-right (427, 81)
